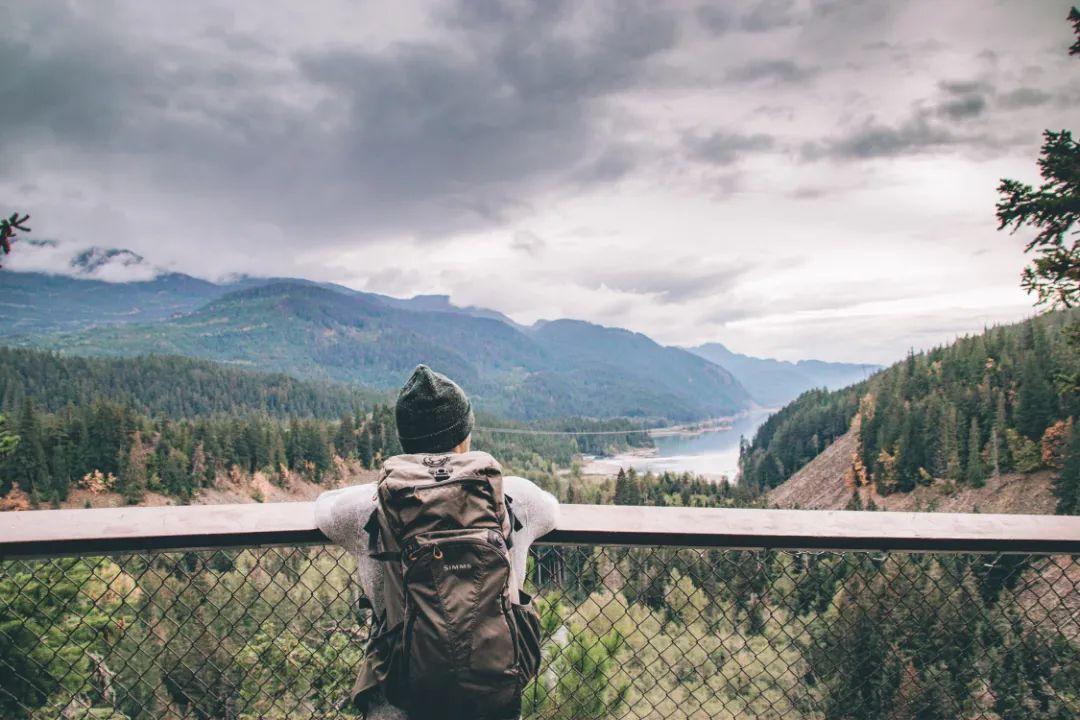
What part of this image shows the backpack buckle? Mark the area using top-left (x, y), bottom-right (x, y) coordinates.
top-left (431, 467), bottom-right (451, 482)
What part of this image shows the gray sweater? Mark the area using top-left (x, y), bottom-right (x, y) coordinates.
top-left (315, 475), bottom-right (560, 719)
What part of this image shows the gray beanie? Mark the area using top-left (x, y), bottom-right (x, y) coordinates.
top-left (395, 365), bottom-right (474, 453)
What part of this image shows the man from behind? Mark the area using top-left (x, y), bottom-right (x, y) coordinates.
top-left (316, 365), bottom-right (560, 719)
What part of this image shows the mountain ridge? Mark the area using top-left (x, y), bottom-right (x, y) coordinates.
top-left (689, 341), bottom-right (878, 407)
top-left (10, 280), bottom-right (752, 422)
top-left (2, 261), bottom-right (875, 422)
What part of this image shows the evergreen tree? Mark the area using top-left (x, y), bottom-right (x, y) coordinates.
top-left (5, 398), bottom-right (47, 498)
top-left (335, 414), bottom-right (356, 458)
top-left (358, 425), bottom-right (373, 469)
top-left (1054, 420), bottom-right (1080, 514)
top-left (1014, 355), bottom-right (1053, 440)
top-left (48, 440), bottom-right (70, 505)
top-left (0, 413), bottom-right (17, 459)
top-left (161, 447), bottom-right (191, 499)
top-left (190, 442), bottom-right (209, 488)
top-left (965, 418), bottom-right (987, 487)
top-left (117, 431), bottom-right (150, 504)
top-left (613, 468), bottom-right (628, 504)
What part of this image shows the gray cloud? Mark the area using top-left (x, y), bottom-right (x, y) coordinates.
top-left (935, 80), bottom-right (989, 120)
top-left (803, 112), bottom-right (962, 160)
top-left (804, 75), bottom-right (1017, 161)
top-left (998, 86), bottom-right (1053, 109)
top-left (696, 1), bottom-right (800, 36)
top-left (1, 1), bottom-right (680, 245)
top-left (695, 5), bottom-right (733, 35)
top-left (570, 146), bottom-right (642, 184)
top-left (0, 0), bottom-right (1066, 364)
top-left (938, 94), bottom-right (987, 120)
top-left (511, 230), bottom-right (546, 256)
top-left (740, 0), bottom-right (798, 33)
top-left (938, 80), bottom-right (989, 96)
top-left (726, 59), bottom-right (818, 83)
top-left (683, 131), bottom-right (775, 165)
top-left (584, 262), bottom-right (752, 304)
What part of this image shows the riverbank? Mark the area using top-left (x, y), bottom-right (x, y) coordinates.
top-left (581, 408), bottom-right (776, 481)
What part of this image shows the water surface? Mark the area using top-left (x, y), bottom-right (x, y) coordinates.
top-left (585, 409), bottom-right (773, 481)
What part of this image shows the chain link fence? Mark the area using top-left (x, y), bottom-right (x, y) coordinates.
top-left (1, 543), bottom-right (1077, 719)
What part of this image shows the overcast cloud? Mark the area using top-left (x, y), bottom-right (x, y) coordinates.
top-left (2, 0), bottom-right (1078, 363)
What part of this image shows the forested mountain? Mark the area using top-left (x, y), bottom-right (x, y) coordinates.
top-left (739, 310), bottom-right (1080, 513)
top-left (12, 281), bottom-right (752, 421)
top-left (0, 267), bottom-right (515, 336)
top-left (690, 342), bottom-right (878, 407)
top-left (0, 347), bottom-right (387, 418)
top-left (0, 270), bottom-right (236, 334)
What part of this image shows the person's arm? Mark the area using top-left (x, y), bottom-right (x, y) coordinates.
top-left (503, 476), bottom-right (560, 593)
top-left (314, 483), bottom-right (377, 557)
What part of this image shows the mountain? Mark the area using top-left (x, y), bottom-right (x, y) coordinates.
top-left (0, 269), bottom-right (516, 336)
top-left (10, 281), bottom-right (752, 421)
top-left (6, 256), bottom-right (887, 422)
top-left (0, 271), bottom-right (235, 334)
top-left (689, 342), bottom-right (878, 407)
top-left (376, 294), bottom-right (520, 327)
top-left (738, 310), bottom-right (1080, 513)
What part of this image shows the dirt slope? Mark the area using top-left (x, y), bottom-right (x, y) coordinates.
top-left (767, 418), bottom-right (1058, 515)
top-left (59, 466), bottom-right (380, 511)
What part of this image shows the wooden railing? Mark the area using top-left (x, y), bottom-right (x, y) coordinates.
top-left (2, 503), bottom-right (1079, 558)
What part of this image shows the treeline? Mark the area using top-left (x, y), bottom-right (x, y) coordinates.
top-left (0, 349), bottom-right (657, 507)
top-left (0, 399), bottom-right (404, 505)
top-left (0, 398), bottom-right (659, 507)
top-left (0, 347), bottom-right (386, 419)
top-left (740, 311), bottom-right (1080, 512)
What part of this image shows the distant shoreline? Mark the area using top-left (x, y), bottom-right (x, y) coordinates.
top-left (645, 408), bottom-right (773, 439)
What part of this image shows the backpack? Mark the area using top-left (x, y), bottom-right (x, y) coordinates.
top-left (351, 451), bottom-right (542, 720)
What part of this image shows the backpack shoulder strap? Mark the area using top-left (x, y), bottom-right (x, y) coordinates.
top-left (504, 493), bottom-right (523, 549)
top-left (363, 505), bottom-right (398, 562)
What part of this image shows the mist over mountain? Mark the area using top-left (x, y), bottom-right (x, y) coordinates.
top-left (689, 342), bottom-right (879, 408)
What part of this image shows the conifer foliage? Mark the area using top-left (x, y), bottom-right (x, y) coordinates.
top-left (740, 311), bottom-right (1080, 510)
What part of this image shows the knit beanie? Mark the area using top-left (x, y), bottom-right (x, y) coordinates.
top-left (394, 365), bottom-right (475, 454)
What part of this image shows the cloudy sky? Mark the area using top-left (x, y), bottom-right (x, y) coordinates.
top-left (2, 0), bottom-right (1078, 363)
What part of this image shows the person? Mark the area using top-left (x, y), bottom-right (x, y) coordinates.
top-left (316, 365), bottom-right (560, 719)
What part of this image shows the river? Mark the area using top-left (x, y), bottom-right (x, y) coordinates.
top-left (582, 409), bottom-right (773, 481)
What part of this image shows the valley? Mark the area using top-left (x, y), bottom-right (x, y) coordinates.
top-left (0, 263), bottom-right (877, 423)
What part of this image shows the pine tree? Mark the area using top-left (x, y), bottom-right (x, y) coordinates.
top-left (992, 392), bottom-right (1011, 474)
top-left (335, 414), bottom-right (356, 458)
top-left (6, 399), bottom-right (47, 498)
top-left (48, 440), bottom-right (70, 504)
top-left (0, 413), bottom-right (17, 460)
top-left (613, 468), bottom-right (628, 504)
top-left (965, 418), bottom-right (986, 487)
top-left (190, 442), bottom-right (209, 488)
top-left (358, 425), bottom-right (373, 469)
top-left (1015, 355), bottom-right (1053, 440)
top-left (1054, 421), bottom-right (1080, 514)
top-left (118, 431), bottom-right (150, 504)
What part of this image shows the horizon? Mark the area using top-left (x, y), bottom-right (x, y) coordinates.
top-left (4, 242), bottom-right (1054, 367)
top-left (3, 1), bottom-right (1078, 364)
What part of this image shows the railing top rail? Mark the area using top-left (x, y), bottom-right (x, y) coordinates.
top-left (2, 502), bottom-right (1079, 558)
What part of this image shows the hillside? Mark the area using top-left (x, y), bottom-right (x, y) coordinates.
top-left (5, 260), bottom-right (896, 420)
top-left (690, 342), bottom-right (878, 407)
top-left (0, 346), bottom-right (387, 419)
top-left (766, 418), bottom-right (1059, 515)
top-left (742, 310), bottom-right (1080, 513)
top-left (12, 282), bottom-right (752, 422)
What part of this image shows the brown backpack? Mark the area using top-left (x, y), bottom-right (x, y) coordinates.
top-left (351, 451), bottom-right (542, 720)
